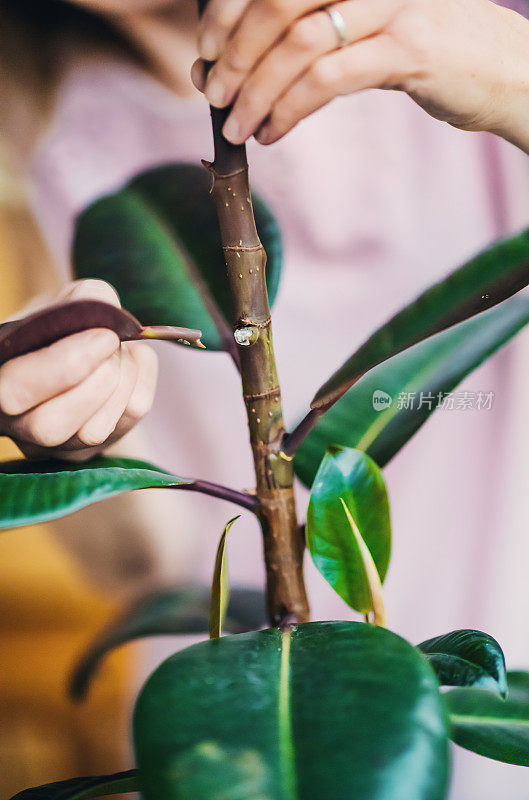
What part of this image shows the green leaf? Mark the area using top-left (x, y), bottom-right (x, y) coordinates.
top-left (73, 164), bottom-right (282, 353)
top-left (0, 456), bottom-right (192, 529)
top-left (294, 295), bottom-right (529, 486)
top-left (70, 586), bottom-right (267, 701)
top-left (306, 447), bottom-right (390, 617)
top-left (149, 742), bottom-right (273, 800)
top-left (418, 630), bottom-right (507, 696)
top-left (134, 621), bottom-right (449, 800)
top-left (210, 516), bottom-right (240, 639)
top-left (444, 671), bottom-right (529, 766)
top-left (311, 229), bottom-right (529, 411)
top-left (8, 771), bottom-right (138, 800)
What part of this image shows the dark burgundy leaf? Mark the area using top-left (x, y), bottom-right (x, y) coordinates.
top-left (0, 300), bottom-right (203, 365)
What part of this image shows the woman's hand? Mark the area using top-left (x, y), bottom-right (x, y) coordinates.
top-left (193, 0), bottom-right (529, 152)
top-left (0, 280), bottom-right (158, 462)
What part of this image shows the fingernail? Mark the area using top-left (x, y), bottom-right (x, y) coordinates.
top-left (223, 116), bottom-right (242, 144)
top-left (191, 59), bottom-right (206, 92)
top-left (206, 76), bottom-right (227, 107)
top-left (199, 32), bottom-right (218, 62)
top-left (255, 125), bottom-right (271, 145)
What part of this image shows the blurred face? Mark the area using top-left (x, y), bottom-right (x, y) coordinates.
top-left (69, 0), bottom-right (176, 13)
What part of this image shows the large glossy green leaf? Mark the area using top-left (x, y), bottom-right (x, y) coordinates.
top-left (311, 229), bottom-right (529, 411)
top-left (8, 771), bottom-right (138, 800)
top-left (134, 621), bottom-right (449, 800)
top-left (418, 630), bottom-right (506, 696)
top-left (294, 295), bottom-right (529, 486)
top-left (444, 671), bottom-right (529, 765)
top-left (73, 164), bottom-right (282, 353)
top-left (0, 456), bottom-right (192, 529)
top-left (306, 447), bottom-right (390, 617)
top-left (70, 586), bottom-right (266, 701)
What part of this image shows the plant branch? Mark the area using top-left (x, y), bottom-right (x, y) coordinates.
top-left (280, 408), bottom-right (321, 460)
top-left (197, 70), bottom-right (310, 626)
top-left (172, 479), bottom-right (258, 512)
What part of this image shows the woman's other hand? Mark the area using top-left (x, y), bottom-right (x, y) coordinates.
top-left (0, 280), bottom-right (158, 462)
top-left (193, 0), bottom-right (529, 153)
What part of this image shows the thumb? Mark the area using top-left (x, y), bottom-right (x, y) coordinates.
top-left (59, 279), bottom-right (122, 308)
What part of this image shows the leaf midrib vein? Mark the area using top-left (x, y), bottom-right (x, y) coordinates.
top-left (279, 630), bottom-right (297, 800)
top-left (451, 714), bottom-right (529, 727)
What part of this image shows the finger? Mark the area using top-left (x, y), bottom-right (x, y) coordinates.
top-left (191, 58), bottom-right (207, 92)
top-left (197, 0), bottom-right (251, 61)
top-left (222, 0), bottom-right (396, 144)
top-left (0, 328), bottom-right (120, 416)
top-left (222, 11), bottom-right (334, 143)
top-left (204, 0), bottom-right (379, 109)
top-left (23, 344), bottom-right (158, 461)
top-left (13, 439), bottom-right (99, 462)
top-left (203, 0), bottom-right (321, 108)
top-left (0, 277), bottom-right (122, 416)
top-left (59, 278), bottom-right (121, 307)
top-left (105, 343), bottom-right (158, 445)
top-left (255, 36), bottom-right (401, 144)
top-left (14, 346), bottom-right (157, 461)
top-left (8, 352), bottom-right (121, 449)
top-left (76, 346), bottom-right (139, 448)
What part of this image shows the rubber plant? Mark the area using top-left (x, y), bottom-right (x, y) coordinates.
top-left (5, 3), bottom-right (529, 797)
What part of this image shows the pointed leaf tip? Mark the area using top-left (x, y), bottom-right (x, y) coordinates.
top-left (418, 629), bottom-right (507, 696)
top-left (210, 516), bottom-right (241, 639)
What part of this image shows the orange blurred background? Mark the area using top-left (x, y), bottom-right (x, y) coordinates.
top-left (0, 192), bottom-right (131, 797)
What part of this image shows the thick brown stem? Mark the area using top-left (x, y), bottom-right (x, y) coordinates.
top-left (203, 109), bottom-right (310, 626)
